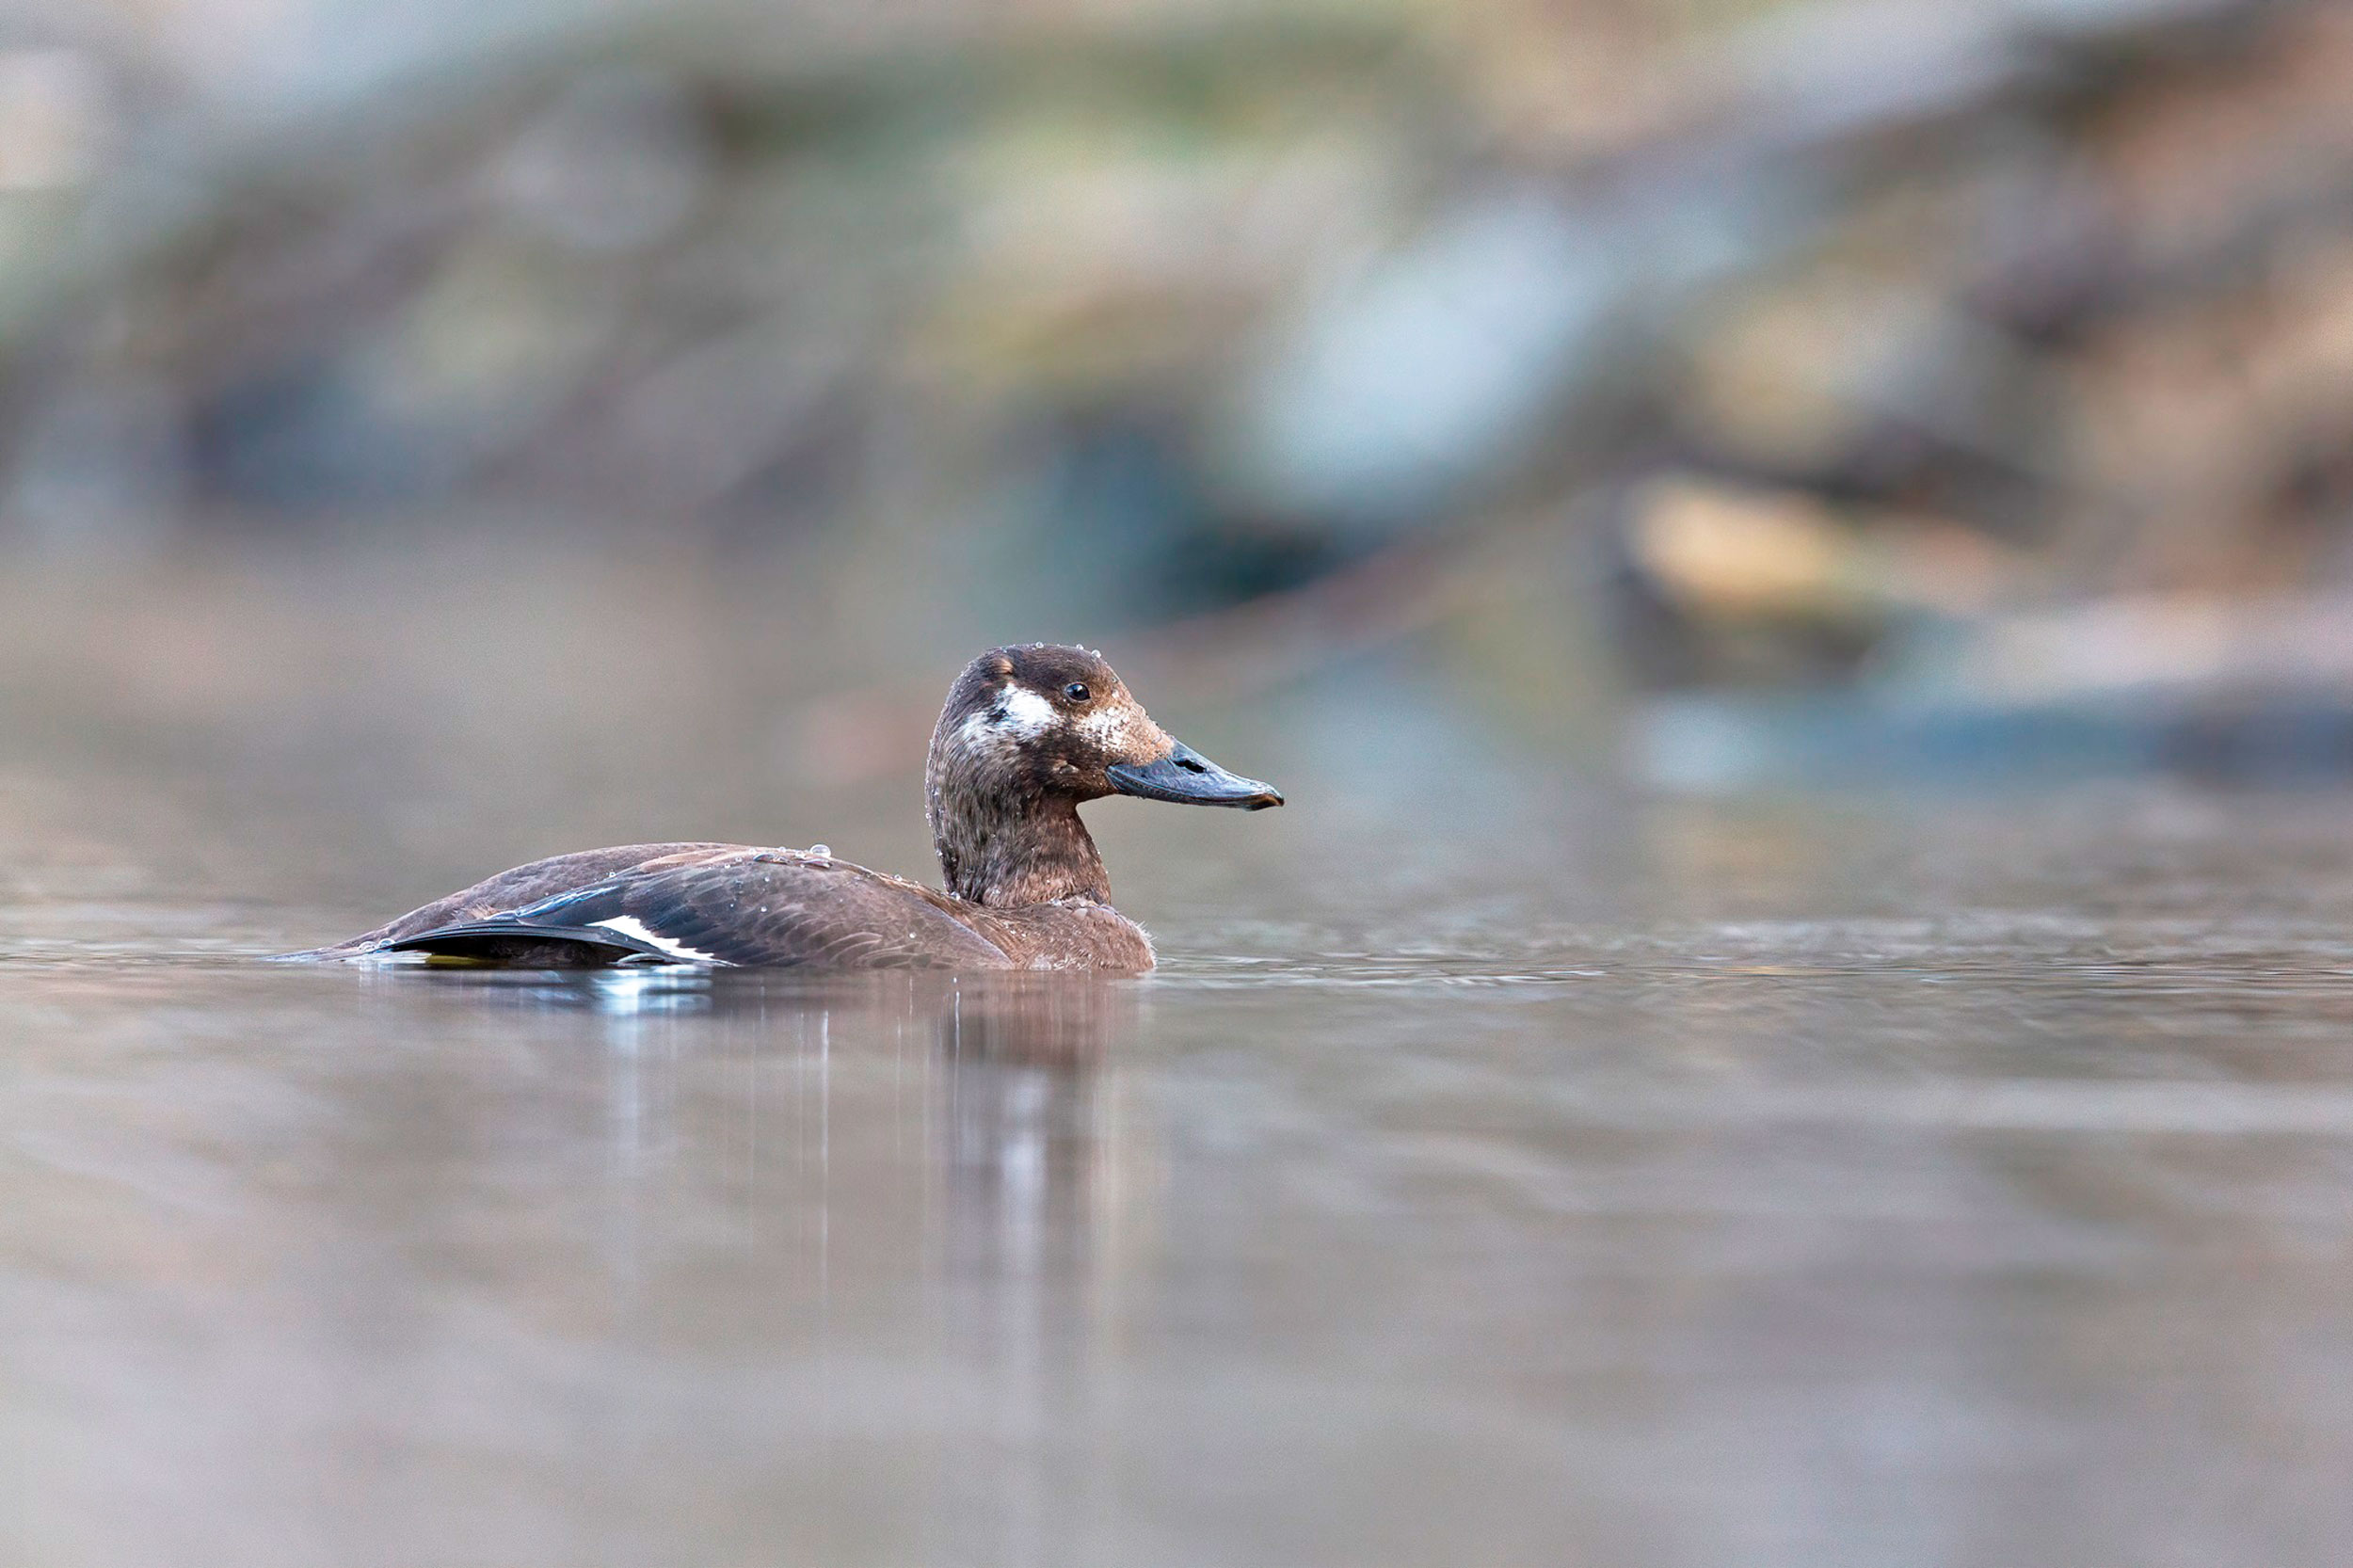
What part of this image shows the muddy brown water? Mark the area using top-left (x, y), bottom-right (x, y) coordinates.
top-left (8, 716), bottom-right (2353, 1564)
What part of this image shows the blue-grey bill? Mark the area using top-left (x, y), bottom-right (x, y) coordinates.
top-left (1106, 743), bottom-right (1283, 809)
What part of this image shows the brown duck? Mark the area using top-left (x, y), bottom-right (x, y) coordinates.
top-left (294, 645), bottom-right (1281, 972)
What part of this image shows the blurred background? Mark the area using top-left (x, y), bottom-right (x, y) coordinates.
top-left (8, 0), bottom-right (2353, 818)
top-left (14, 2), bottom-right (2353, 1565)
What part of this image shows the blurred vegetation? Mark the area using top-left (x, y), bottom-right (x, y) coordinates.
top-left (6, 0), bottom-right (2353, 785)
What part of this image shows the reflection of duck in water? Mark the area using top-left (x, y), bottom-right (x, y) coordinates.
top-left (293, 646), bottom-right (1280, 972)
top-left (402, 968), bottom-right (1135, 1069)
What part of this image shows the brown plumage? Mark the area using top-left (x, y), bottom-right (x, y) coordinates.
top-left (286, 645), bottom-right (1281, 972)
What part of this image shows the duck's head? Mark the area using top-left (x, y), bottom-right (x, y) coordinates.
top-left (926, 644), bottom-right (1282, 906)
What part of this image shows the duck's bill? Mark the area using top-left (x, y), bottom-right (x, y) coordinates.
top-left (1106, 742), bottom-right (1284, 809)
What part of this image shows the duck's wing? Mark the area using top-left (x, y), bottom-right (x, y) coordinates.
top-left (379, 849), bottom-right (1017, 969)
top-left (291, 842), bottom-right (744, 958)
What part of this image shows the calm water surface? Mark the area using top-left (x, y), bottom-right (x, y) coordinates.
top-left (7, 773), bottom-right (2353, 1567)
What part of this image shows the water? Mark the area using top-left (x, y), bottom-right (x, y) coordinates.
top-left (9, 689), bottom-right (2353, 1562)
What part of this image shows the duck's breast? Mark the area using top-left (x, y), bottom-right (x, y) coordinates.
top-left (976, 901), bottom-right (1157, 973)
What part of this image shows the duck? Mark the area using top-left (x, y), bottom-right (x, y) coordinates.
top-left (291, 644), bottom-right (1282, 972)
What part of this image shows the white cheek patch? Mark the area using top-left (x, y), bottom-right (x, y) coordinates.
top-left (592, 916), bottom-right (721, 964)
top-left (997, 685), bottom-right (1055, 737)
top-left (957, 710), bottom-right (1000, 752)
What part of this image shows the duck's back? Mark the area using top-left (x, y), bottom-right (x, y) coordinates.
top-left (305, 842), bottom-right (741, 958)
top-left (330, 845), bottom-right (1014, 968)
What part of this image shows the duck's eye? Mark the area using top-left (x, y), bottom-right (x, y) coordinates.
top-left (1063, 681), bottom-right (1091, 703)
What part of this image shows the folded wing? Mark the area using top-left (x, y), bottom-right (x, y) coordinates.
top-left (381, 849), bottom-right (1016, 969)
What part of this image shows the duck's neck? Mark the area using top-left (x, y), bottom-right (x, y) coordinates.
top-left (931, 791), bottom-right (1111, 908)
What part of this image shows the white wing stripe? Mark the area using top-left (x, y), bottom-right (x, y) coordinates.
top-left (591, 915), bottom-right (721, 964)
